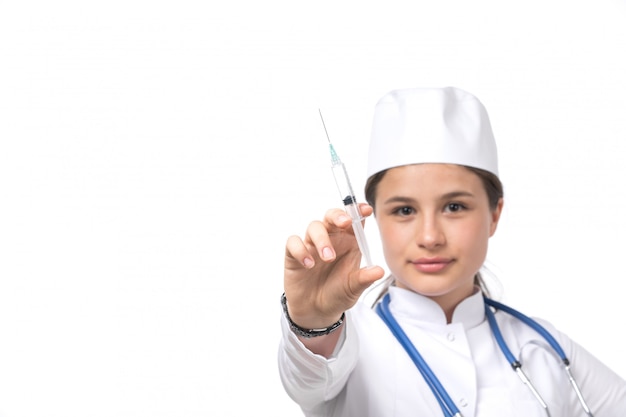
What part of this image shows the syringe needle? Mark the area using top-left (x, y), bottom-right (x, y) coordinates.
top-left (319, 109), bottom-right (331, 143)
top-left (319, 109), bottom-right (341, 166)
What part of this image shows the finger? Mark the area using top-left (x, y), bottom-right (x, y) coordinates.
top-left (285, 235), bottom-right (316, 269)
top-left (322, 208), bottom-right (353, 230)
top-left (355, 203), bottom-right (375, 228)
top-left (330, 204), bottom-right (374, 230)
top-left (358, 203), bottom-right (374, 218)
top-left (304, 220), bottom-right (337, 262)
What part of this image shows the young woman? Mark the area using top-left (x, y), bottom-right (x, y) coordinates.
top-left (278, 87), bottom-right (626, 417)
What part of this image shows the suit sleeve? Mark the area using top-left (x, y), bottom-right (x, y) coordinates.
top-left (277, 309), bottom-right (359, 414)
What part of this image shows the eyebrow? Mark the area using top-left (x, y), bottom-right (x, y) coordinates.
top-left (382, 191), bottom-right (476, 205)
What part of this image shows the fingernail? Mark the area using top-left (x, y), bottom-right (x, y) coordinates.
top-left (338, 215), bottom-right (350, 223)
top-left (303, 257), bottom-right (314, 268)
top-left (322, 247), bottom-right (334, 260)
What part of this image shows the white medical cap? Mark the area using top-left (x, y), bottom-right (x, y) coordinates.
top-left (367, 87), bottom-right (498, 179)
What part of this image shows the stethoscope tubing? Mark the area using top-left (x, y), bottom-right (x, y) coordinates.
top-left (483, 298), bottom-right (568, 362)
top-left (483, 299), bottom-right (551, 415)
top-left (376, 293), bottom-right (595, 417)
top-left (483, 297), bottom-right (594, 417)
top-left (376, 295), bottom-right (461, 417)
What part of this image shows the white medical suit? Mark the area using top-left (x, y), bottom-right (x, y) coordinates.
top-left (278, 287), bottom-right (626, 416)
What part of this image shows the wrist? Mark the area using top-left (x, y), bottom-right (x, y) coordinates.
top-left (281, 293), bottom-right (345, 338)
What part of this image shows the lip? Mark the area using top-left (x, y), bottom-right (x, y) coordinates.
top-left (410, 257), bottom-right (453, 273)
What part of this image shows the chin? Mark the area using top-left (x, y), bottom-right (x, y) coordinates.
top-left (396, 277), bottom-right (474, 300)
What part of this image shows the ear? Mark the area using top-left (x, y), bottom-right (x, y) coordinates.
top-left (488, 198), bottom-right (504, 237)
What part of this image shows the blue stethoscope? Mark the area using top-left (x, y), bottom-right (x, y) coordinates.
top-left (375, 293), bottom-right (594, 417)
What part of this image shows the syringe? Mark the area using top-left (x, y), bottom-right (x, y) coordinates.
top-left (319, 109), bottom-right (373, 268)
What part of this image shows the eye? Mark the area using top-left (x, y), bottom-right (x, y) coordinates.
top-left (392, 206), bottom-right (415, 216)
top-left (445, 202), bottom-right (466, 213)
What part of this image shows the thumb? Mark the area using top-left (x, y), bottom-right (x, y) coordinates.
top-left (350, 265), bottom-right (386, 297)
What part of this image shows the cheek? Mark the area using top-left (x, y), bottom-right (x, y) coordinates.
top-left (456, 219), bottom-right (492, 256)
top-left (378, 221), bottom-right (413, 253)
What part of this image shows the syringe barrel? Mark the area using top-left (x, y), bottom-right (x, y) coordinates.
top-left (331, 162), bottom-right (360, 217)
top-left (344, 200), bottom-right (373, 267)
top-left (331, 162), bottom-right (373, 267)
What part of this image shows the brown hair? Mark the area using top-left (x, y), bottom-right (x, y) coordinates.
top-left (365, 165), bottom-right (504, 305)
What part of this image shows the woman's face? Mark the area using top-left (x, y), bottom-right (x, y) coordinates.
top-left (374, 163), bottom-right (503, 313)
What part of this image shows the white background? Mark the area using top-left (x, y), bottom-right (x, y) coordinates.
top-left (1, 1), bottom-right (625, 416)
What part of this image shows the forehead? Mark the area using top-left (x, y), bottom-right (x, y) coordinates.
top-left (377, 163), bottom-right (485, 195)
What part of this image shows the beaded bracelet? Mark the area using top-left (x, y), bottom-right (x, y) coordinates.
top-left (281, 293), bottom-right (345, 338)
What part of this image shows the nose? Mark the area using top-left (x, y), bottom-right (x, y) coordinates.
top-left (416, 214), bottom-right (445, 249)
